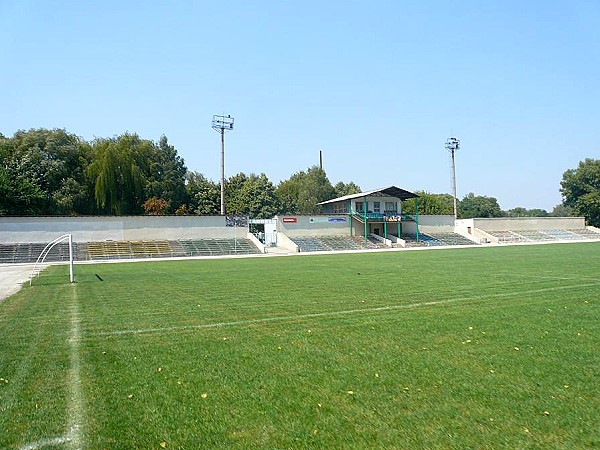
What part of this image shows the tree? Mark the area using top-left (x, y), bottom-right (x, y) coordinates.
top-left (0, 162), bottom-right (45, 215)
top-left (458, 193), bottom-right (503, 218)
top-left (185, 172), bottom-right (220, 215)
top-left (550, 204), bottom-right (574, 217)
top-left (226, 173), bottom-right (281, 218)
top-left (505, 207), bottom-right (549, 217)
top-left (143, 197), bottom-right (169, 215)
top-left (86, 133), bottom-right (150, 215)
top-left (276, 166), bottom-right (336, 214)
top-left (560, 158), bottom-right (600, 227)
top-left (145, 135), bottom-right (187, 213)
top-left (1, 128), bottom-right (92, 215)
top-left (333, 181), bottom-right (361, 198)
top-left (402, 191), bottom-right (454, 215)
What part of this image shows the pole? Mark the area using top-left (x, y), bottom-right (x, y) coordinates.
top-left (349, 200), bottom-right (353, 236)
top-left (363, 197), bottom-right (368, 243)
top-left (415, 198), bottom-right (420, 242)
top-left (220, 129), bottom-right (225, 215)
top-left (451, 149), bottom-right (457, 220)
top-left (446, 137), bottom-right (460, 221)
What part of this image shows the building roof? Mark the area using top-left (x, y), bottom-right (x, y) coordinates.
top-left (318, 185), bottom-right (419, 205)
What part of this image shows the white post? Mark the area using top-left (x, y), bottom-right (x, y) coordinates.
top-left (68, 234), bottom-right (74, 283)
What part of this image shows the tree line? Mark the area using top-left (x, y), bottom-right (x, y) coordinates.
top-left (0, 128), bottom-right (360, 218)
top-left (1, 129), bottom-right (598, 226)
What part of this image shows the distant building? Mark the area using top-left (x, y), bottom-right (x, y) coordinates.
top-left (318, 185), bottom-right (420, 240)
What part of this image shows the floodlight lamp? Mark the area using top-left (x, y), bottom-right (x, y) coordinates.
top-left (212, 114), bottom-right (234, 132)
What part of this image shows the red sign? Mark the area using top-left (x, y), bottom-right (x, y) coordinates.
top-left (282, 217), bottom-right (298, 223)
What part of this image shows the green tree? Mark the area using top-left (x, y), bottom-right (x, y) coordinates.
top-left (459, 193), bottom-right (503, 219)
top-left (333, 181), bottom-right (361, 198)
top-left (560, 158), bottom-right (600, 227)
top-left (276, 166), bottom-right (336, 214)
top-left (227, 173), bottom-right (281, 218)
top-left (185, 172), bottom-right (220, 215)
top-left (402, 191), bottom-right (454, 215)
top-left (86, 133), bottom-right (151, 215)
top-left (550, 204), bottom-right (575, 217)
top-left (224, 172), bottom-right (248, 210)
top-left (1, 128), bottom-right (91, 215)
top-left (505, 207), bottom-right (549, 217)
top-left (0, 160), bottom-right (45, 215)
top-left (145, 135), bottom-right (187, 213)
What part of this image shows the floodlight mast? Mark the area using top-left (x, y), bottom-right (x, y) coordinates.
top-left (212, 114), bottom-right (234, 215)
top-left (446, 137), bottom-right (460, 220)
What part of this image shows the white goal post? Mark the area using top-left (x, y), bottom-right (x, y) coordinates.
top-left (30, 234), bottom-right (74, 286)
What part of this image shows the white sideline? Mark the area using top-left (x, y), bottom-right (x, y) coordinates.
top-left (89, 281), bottom-right (600, 338)
top-left (20, 287), bottom-right (84, 450)
top-left (20, 434), bottom-right (72, 450)
top-left (67, 285), bottom-right (83, 449)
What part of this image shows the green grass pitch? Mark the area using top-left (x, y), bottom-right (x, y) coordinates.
top-left (1, 243), bottom-right (599, 449)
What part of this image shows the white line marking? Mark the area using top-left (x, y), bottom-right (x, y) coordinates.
top-left (20, 434), bottom-right (71, 450)
top-left (67, 285), bottom-right (83, 449)
top-left (20, 287), bottom-right (84, 450)
top-left (88, 281), bottom-right (600, 338)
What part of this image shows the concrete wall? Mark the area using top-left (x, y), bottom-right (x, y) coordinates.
top-left (276, 215), bottom-right (350, 237)
top-left (4, 215), bottom-right (582, 245)
top-left (418, 215), bottom-right (455, 232)
top-left (0, 216), bottom-right (241, 243)
top-left (463, 217), bottom-right (586, 232)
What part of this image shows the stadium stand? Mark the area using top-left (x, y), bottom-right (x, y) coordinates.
top-left (573, 229), bottom-right (600, 239)
top-left (0, 239), bottom-right (260, 263)
top-left (291, 237), bottom-right (330, 252)
top-left (351, 236), bottom-right (388, 249)
top-left (0, 242), bottom-right (88, 264)
top-left (402, 234), bottom-right (442, 247)
top-left (87, 240), bottom-right (180, 260)
top-left (486, 231), bottom-right (528, 243)
top-left (487, 229), bottom-right (600, 243)
top-left (319, 236), bottom-right (363, 251)
top-left (290, 235), bottom-right (388, 252)
top-left (424, 232), bottom-right (476, 246)
top-left (177, 238), bottom-right (259, 256)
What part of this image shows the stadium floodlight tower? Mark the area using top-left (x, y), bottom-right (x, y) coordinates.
top-left (212, 114), bottom-right (234, 215)
top-left (446, 136), bottom-right (460, 220)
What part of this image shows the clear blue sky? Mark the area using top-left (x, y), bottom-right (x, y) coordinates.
top-left (1, 0), bottom-right (599, 211)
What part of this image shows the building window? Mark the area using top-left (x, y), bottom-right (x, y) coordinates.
top-left (355, 201), bottom-right (364, 213)
top-left (385, 201), bottom-right (397, 213)
top-left (373, 201), bottom-right (381, 213)
top-left (333, 203), bottom-right (348, 213)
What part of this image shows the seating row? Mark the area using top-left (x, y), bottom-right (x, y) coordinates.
top-left (486, 229), bottom-right (600, 243)
top-left (0, 239), bottom-right (260, 263)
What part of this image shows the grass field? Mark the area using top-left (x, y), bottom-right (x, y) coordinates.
top-left (1, 243), bottom-right (599, 449)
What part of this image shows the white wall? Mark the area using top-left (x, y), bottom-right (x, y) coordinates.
top-left (470, 217), bottom-right (585, 231)
top-left (0, 216), bottom-right (241, 243)
top-left (277, 215), bottom-right (350, 237)
top-left (418, 215), bottom-right (454, 232)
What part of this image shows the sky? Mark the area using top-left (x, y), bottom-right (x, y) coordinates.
top-left (1, 0), bottom-right (599, 211)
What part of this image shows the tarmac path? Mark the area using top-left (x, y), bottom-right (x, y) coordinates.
top-left (0, 264), bottom-right (33, 302)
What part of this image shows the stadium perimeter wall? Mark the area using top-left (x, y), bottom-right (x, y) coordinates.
top-left (457, 217), bottom-right (585, 232)
top-left (417, 215), bottom-right (455, 232)
top-left (455, 217), bottom-right (587, 242)
top-left (276, 215), bottom-right (350, 237)
top-left (0, 216), bottom-right (239, 243)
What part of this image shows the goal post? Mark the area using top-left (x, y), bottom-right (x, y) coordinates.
top-left (30, 234), bottom-right (74, 286)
